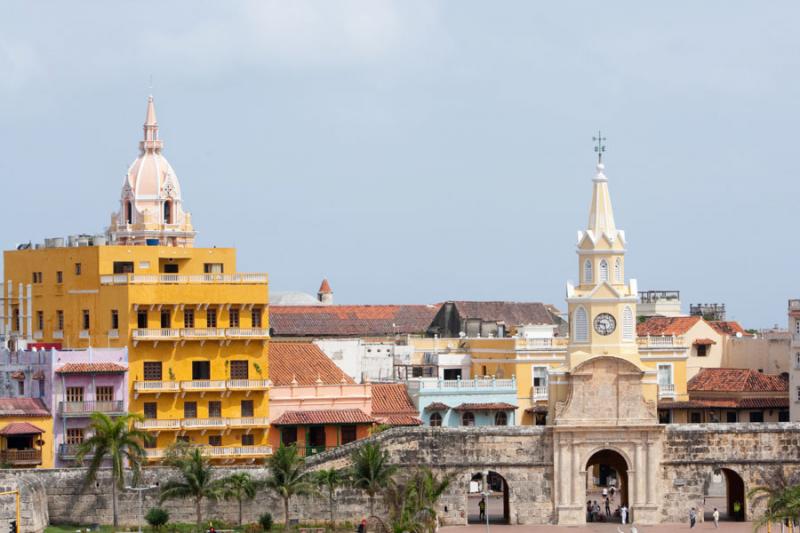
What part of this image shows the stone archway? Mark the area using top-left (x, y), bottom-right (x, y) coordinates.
top-left (704, 468), bottom-right (745, 522)
top-left (586, 449), bottom-right (629, 522)
top-left (467, 471), bottom-right (510, 525)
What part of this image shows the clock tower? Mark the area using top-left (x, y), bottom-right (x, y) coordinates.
top-left (564, 156), bottom-right (639, 367)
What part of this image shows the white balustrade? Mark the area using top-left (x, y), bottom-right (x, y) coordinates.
top-left (658, 383), bottom-right (676, 398)
top-left (532, 385), bottom-right (549, 400)
top-left (182, 418), bottom-right (227, 429)
top-left (226, 379), bottom-right (269, 390)
top-left (181, 380), bottom-right (226, 391)
top-left (225, 328), bottom-right (269, 338)
top-left (182, 328), bottom-right (224, 339)
top-left (53, 330), bottom-right (64, 339)
top-left (132, 328), bottom-right (180, 340)
top-left (227, 417), bottom-right (269, 427)
top-left (79, 330), bottom-right (90, 339)
top-left (108, 329), bottom-right (119, 339)
top-left (204, 445), bottom-right (272, 457)
top-left (135, 419), bottom-right (181, 430)
top-left (101, 273), bottom-right (268, 285)
top-left (134, 381), bottom-right (180, 393)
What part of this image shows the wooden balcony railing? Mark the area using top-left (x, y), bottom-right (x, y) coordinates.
top-left (0, 449), bottom-right (42, 465)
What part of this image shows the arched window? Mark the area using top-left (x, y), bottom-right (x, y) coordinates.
top-left (494, 412), bottom-right (508, 426)
top-left (462, 412), bottom-right (475, 427)
top-left (599, 259), bottom-right (609, 282)
top-left (125, 201), bottom-right (133, 224)
top-left (584, 259), bottom-right (593, 283)
top-left (574, 307), bottom-right (588, 342)
top-left (164, 200), bottom-right (172, 224)
top-left (429, 412), bottom-right (442, 427)
top-left (614, 257), bottom-right (622, 282)
top-left (623, 306), bottom-right (634, 341)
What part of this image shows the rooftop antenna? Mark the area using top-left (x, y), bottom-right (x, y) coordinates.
top-left (148, 74), bottom-right (154, 96)
top-left (593, 130), bottom-right (607, 163)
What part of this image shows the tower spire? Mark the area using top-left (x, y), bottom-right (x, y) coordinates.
top-left (587, 133), bottom-right (617, 237)
top-left (141, 95), bottom-right (162, 153)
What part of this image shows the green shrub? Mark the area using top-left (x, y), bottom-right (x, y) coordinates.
top-left (145, 508), bottom-right (169, 529)
top-left (258, 513), bottom-right (273, 531)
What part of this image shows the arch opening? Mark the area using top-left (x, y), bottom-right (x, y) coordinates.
top-left (164, 200), bottom-right (173, 224)
top-left (585, 449), bottom-right (629, 523)
top-left (703, 468), bottom-right (745, 522)
top-left (125, 200), bottom-right (133, 224)
top-left (467, 471), bottom-right (510, 525)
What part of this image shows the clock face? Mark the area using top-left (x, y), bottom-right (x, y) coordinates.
top-left (594, 313), bottom-right (616, 335)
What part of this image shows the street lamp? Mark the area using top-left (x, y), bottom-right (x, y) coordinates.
top-left (125, 484), bottom-right (157, 533)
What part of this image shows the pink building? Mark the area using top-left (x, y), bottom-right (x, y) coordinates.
top-left (51, 348), bottom-right (128, 466)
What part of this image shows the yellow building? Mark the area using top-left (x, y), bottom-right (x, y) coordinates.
top-left (0, 398), bottom-right (54, 468)
top-left (2, 96), bottom-right (271, 462)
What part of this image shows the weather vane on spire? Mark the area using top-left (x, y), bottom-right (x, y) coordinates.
top-left (593, 130), bottom-right (606, 163)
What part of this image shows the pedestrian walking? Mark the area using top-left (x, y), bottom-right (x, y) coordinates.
top-left (712, 508), bottom-right (720, 529)
top-left (588, 501), bottom-right (594, 522)
top-left (479, 496), bottom-right (486, 522)
top-left (621, 504), bottom-right (628, 525)
top-left (605, 496), bottom-right (612, 517)
top-left (690, 507), bottom-right (697, 528)
top-left (698, 501), bottom-right (705, 523)
top-left (357, 518), bottom-right (367, 533)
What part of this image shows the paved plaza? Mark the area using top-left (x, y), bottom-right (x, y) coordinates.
top-left (443, 521), bottom-right (757, 533)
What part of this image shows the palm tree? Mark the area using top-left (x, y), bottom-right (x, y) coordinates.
top-left (159, 447), bottom-right (224, 528)
top-left (220, 472), bottom-right (258, 526)
top-left (264, 445), bottom-right (315, 528)
top-left (384, 467), bottom-right (450, 533)
top-left (315, 468), bottom-right (348, 528)
top-left (350, 442), bottom-right (397, 518)
top-left (75, 412), bottom-right (149, 528)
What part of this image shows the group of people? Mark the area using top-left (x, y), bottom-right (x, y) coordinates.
top-left (689, 506), bottom-right (721, 528)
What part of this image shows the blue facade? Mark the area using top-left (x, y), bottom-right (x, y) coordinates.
top-left (406, 377), bottom-right (518, 427)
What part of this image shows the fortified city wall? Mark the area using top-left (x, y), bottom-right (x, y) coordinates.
top-left (2, 424), bottom-right (800, 531)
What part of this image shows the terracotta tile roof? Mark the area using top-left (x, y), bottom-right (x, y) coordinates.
top-left (0, 422), bottom-right (45, 435)
top-left (270, 305), bottom-right (438, 337)
top-left (271, 409), bottom-right (375, 425)
top-left (688, 368), bottom-right (789, 393)
top-left (10, 371), bottom-right (24, 381)
top-left (709, 321), bottom-right (751, 337)
top-left (269, 342), bottom-right (354, 386)
top-left (55, 363), bottom-right (127, 374)
top-left (425, 402), bottom-right (450, 411)
top-left (0, 398), bottom-right (50, 417)
top-left (450, 301), bottom-right (555, 326)
top-left (693, 338), bottom-right (717, 345)
top-left (31, 370), bottom-right (45, 380)
top-left (371, 383), bottom-right (419, 417)
top-left (318, 279), bottom-right (332, 294)
top-left (378, 414), bottom-right (422, 426)
top-left (637, 316), bottom-right (702, 336)
top-left (660, 398), bottom-right (789, 409)
top-left (454, 402), bottom-right (517, 411)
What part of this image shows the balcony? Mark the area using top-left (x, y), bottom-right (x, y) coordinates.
top-left (0, 449), bottom-right (42, 466)
top-left (134, 419), bottom-right (181, 431)
top-left (227, 417), bottom-right (270, 429)
top-left (181, 380), bottom-right (227, 395)
top-left (517, 338), bottom-right (569, 351)
top-left (100, 273), bottom-right (268, 285)
top-left (637, 335), bottom-right (686, 349)
top-left (531, 385), bottom-right (548, 401)
top-left (133, 328), bottom-right (270, 345)
top-left (182, 418), bottom-right (227, 430)
top-left (658, 383), bottom-right (676, 399)
top-left (79, 330), bottom-right (90, 339)
top-left (205, 445), bottom-right (272, 459)
top-left (407, 377), bottom-right (517, 394)
top-left (58, 400), bottom-right (125, 417)
top-left (134, 381), bottom-right (180, 397)
top-left (33, 330), bottom-right (43, 340)
top-left (53, 330), bottom-right (64, 339)
top-left (226, 379), bottom-right (270, 392)
top-left (58, 443), bottom-right (89, 460)
top-left (145, 448), bottom-right (166, 460)
top-left (108, 329), bottom-right (120, 339)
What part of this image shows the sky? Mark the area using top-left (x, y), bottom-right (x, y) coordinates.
top-left (0, 1), bottom-right (798, 329)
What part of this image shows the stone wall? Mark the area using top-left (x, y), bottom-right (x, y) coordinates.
top-left (660, 423), bottom-right (800, 522)
top-left (4, 424), bottom-right (800, 530)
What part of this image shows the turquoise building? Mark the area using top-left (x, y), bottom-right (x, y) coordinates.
top-left (406, 377), bottom-right (518, 427)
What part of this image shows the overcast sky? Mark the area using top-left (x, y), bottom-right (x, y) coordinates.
top-left (1, 2), bottom-right (797, 328)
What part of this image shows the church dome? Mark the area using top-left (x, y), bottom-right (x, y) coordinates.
top-left (108, 96), bottom-right (195, 247)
